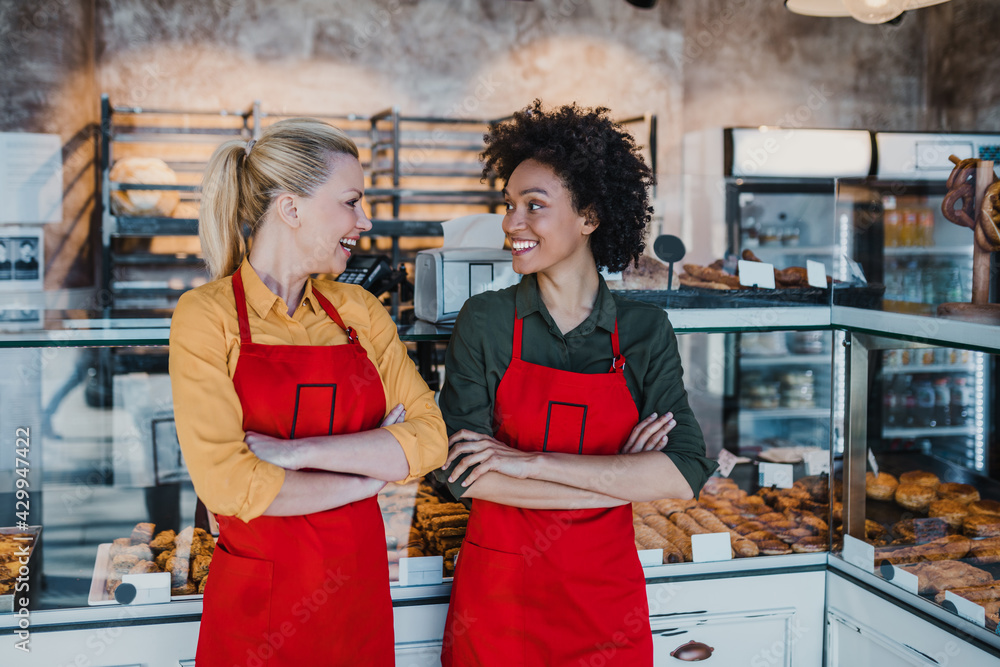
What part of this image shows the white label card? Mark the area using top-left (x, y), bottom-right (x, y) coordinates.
top-left (758, 462), bottom-right (794, 489)
top-left (884, 564), bottom-right (919, 595)
top-left (867, 449), bottom-right (880, 477)
top-left (738, 260), bottom-right (776, 289)
top-left (844, 256), bottom-right (868, 284)
top-left (803, 450), bottom-right (830, 476)
top-left (806, 260), bottom-right (827, 289)
top-left (398, 556), bottom-right (444, 587)
top-left (717, 449), bottom-right (740, 478)
top-left (692, 532), bottom-right (733, 563)
top-left (945, 591), bottom-right (986, 628)
top-left (843, 535), bottom-right (875, 574)
top-left (0, 132), bottom-right (63, 223)
top-left (637, 549), bottom-right (663, 567)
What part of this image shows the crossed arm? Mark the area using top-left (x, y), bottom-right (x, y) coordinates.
top-left (441, 412), bottom-right (695, 510)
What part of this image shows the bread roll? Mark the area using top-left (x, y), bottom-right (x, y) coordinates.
top-left (109, 158), bottom-right (180, 217)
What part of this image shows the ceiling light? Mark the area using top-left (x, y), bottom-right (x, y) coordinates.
top-left (786, 0), bottom-right (950, 24)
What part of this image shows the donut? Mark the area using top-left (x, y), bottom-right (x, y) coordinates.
top-left (792, 536), bottom-right (828, 553)
top-left (937, 483), bottom-right (980, 505)
top-left (928, 499), bottom-right (969, 530)
top-left (968, 500), bottom-right (1000, 517)
top-left (899, 471), bottom-right (940, 490)
top-left (866, 472), bottom-right (899, 501)
top-left (896, 484), bottom-right (937, 512)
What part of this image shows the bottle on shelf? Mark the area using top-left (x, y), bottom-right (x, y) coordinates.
top-left (901, 209), bottom-right (918, 247)
top-left (918, 208), bottom-right (935, 247)
top-left (885, 376), bottom-right (900, 427)
top-left (902, 261), bottom-right (922, 302)
top-left (884, 210), bottom-right (901, 248)
top-left (915, 378), bottom-right (935, 427)
top-left (932, 377), bottom-right (951, 428)
top-left (899, 375), bottom-right (916, 427)
top-left (950, 376), bottom-right (972, 427)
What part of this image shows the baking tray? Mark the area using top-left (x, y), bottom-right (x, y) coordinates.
top-left (0, 526), bottom-right (41, 613)
top-left (612, 284), bottom-right (883, 310)
top-left (88, 543), bottom-right (202, 605)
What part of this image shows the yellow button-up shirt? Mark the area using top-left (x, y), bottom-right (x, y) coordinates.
top-left (169, 258), bottom-right (447, 521)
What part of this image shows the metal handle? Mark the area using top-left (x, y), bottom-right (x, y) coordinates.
top-left (670, 639), bottom-right (715, 661)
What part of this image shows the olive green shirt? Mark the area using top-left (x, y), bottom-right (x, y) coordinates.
top-left (434, 273), bottom-right (717, 500)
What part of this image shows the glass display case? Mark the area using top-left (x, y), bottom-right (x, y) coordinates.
top-left (830, 169), bottom-right (1000, 655)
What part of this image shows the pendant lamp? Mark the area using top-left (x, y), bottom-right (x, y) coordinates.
top-left (786, 0), bottom-right (950, 24)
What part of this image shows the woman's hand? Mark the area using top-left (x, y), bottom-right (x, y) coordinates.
top-left (246, 432), bottom-right (304, 470)
top-left (619, 412), bottom-right (676, 454)
top-left (442, 429), bottom-right (538, 487)
top-left (380, 403), bottom-right (406, 427)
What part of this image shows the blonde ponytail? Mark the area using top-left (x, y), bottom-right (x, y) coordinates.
top-left (200, 141), bottom-right (247, 280)
top-left (198, 118), bottom-right (360, 280)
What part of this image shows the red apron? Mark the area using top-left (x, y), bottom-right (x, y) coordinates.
top-left (196, 267), bottom-right (394, 667)
top-left (442, 311), bottom-right (653, 667)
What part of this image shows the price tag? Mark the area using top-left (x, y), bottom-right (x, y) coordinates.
top-left (867, 448), bottom-right (879, 477)
top-left (738, 259), bottom-right (776, 289)
top-left (717, 449), bottom-right (740, 478)
top-left (944, 591), bottom-right (986, 628)
top-left (843, 535), bottom-right (875, 574)
top-left (844, 256), bottom-right (868, 284)
top-left (806, 260), bottom-right (828, 289)
top-left (879, 561), bottom-right (919, 595)
top-left (758, 462), bottom-right (794, 489)
top-left (399, 556), bottom-right (444, 587)
top-left (637, 549), bottom-right (664, 568)
top-left (803, 450), bottom-right (830, 476)
top-left (692, 533), bottom-right (733, 563)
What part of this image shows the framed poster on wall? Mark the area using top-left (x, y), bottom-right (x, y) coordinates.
top-left (0, 226), bottom-right (43, 291)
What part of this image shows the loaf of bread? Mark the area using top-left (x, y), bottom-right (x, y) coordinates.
top-left (109, 157), bottom-right (180, 217)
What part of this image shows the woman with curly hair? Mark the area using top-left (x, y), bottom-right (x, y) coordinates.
top-left (437, 101), bottom-right (716, 665)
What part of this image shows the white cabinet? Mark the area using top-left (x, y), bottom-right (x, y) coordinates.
top-left (648, 571), bottom-right (826, 666)
top-left (826, 571), bottom-right (998, 667)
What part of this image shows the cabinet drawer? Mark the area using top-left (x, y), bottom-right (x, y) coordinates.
top-left (652, 607), bottom-right (798, 666)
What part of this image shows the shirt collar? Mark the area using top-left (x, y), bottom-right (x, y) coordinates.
top-left (514, 273), bottom-right (617, 335)
top-left (238, 257), bottom-right (320, 320)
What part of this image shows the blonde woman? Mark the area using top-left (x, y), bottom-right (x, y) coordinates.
top-left (169, 118), bottom-right (447, 665)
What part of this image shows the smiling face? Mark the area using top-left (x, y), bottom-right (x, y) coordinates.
top-left (291, 155), bottom-right (371, 276)
top-left (502, 159), bottom-right (597, 277)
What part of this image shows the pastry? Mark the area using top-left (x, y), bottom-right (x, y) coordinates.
top-left (128, 560), bottom-right (159, 575)
top-left (190, 555), bottom-right (211, 582)
top-left (758, 541), bottom-right (793, 556)
top-left (895, 484), bottom-right (936, 512)
top-left (110, 554), bottom-right (140, 573)
top-left (155, 549), bottom-right (174, 570)
top-left (631, 502), bottom-right (659, 519)
top-left (964, 514), bottom-right (1000, 538)
top-left (892, 519), bottom-right (916, 542)
top-left (899, 560), bottom-right (992, 595)
top-left (917, 534), bottom-right (971, 561)
top-left (171, 583), bottom-right (197, 596)
top-left (792, 536), bottom-right (828, 553)
top-left (969, 500), bottom-right (1000, 517)
top-left (928, 499), bottom-right (969, 530)
top-left (933, 580), bottom-right (1000, 605)
top-left (130, 522), bottom-right (155, 545)
top-left (429, 514), bottom-right (469, 531)
top-left (969, 536), bottom-right (1000, 565)
top-left (197, 576), bottom-right (208, 594)
top-left (124, 544), bottom-right (153, 561)
top-left (937, 483), bottom-right (979, 505)
top-left (149, 530), bottom-right (176, 555)
top-left (733, 521), bottom-right (766, 536)
top-left (866, 472), bottom-right (898, 501)
top-left (109, 537), bottom-right (133, 558)
top-left (899, 471), bottom-right (940, 490)
top-left (109, 157), bottom-right (181, 217)
top-left (671, 512), bottom-right (710, 536)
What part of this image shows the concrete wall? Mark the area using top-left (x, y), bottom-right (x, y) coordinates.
top-left (0, 0), bottom-right (98, 291)
top-left (2, 0), bottom-right (999, 290)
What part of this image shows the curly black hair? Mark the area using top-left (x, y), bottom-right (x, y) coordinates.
top-left (481, 100), bottom-right (654, 273)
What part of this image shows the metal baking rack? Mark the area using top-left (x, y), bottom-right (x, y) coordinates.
top-left (99, 96), bottom-right (658, 317)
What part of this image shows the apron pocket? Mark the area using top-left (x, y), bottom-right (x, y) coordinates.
top-left (447, 540), bottom-right (526, 667)
top-left (198, 546), bottom-right (274, 664)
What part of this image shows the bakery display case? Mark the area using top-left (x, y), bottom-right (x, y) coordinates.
top-left (828, 165), bottom-right (1000, 659)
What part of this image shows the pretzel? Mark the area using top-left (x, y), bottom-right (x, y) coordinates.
top-left (946, 157), bottom-right (979, 190)
top-left (678, 274), bottom-right (733, 291)
top-left (977, 180), bottom-right (1000, 252)
top-left (942, 182), bottom-right (977, 229)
